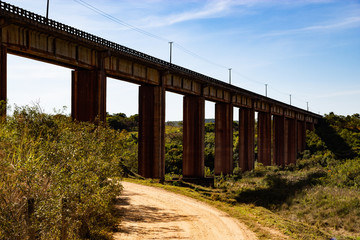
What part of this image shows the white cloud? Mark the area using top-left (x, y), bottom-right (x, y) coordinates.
top-left (142, 0), bottom-right (346, 27)
top-left (139, 0), bottom-right (231, 28)
top-left (260, 16), bottom-right (360, 38)
top-left (138, 0), bottom-right (265, 28)
top-left (303, 16), bottom-right (360, 31)
top-left (168, 1), bottom-right (231, 24)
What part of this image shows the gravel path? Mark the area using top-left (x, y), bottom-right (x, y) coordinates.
top-left (113, 181), bottom-right (258, 240)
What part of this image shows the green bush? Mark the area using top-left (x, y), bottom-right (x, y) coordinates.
top-left (106, 112), bottom-right (138, 132)
top-left (0, 106), bottom-right (127, 239)
top-left (232, 165), bottom-right (242, 180)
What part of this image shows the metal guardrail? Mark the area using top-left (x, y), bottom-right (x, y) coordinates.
top-left (0, 1), bottom-right (321, 118)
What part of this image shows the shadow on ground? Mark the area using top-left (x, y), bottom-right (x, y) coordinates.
top-left (235, 170), bottom-right (327, 209)
top-left (113, 191), bottom-right (195, 236)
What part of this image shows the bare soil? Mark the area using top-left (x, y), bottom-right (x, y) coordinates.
top-left (113, 181), bottom-right (258, 240)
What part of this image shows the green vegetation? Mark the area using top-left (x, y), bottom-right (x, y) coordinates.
top-left (106, 112), bottom-right (138, 132)
top-left (165, 125), bottom-right (183, 175)
top-left (2, 105), bottom-right (359, 240)
top-left (0, 106), bottom-right (137, 239)
top-left (128, 112), bottom-right (360, 240)
top-left (213, 113), bottom-right (360, 239)
top-left (164, 121), bottom-right (241, 176)
top-left (162, 122), bottom-right (218, 175)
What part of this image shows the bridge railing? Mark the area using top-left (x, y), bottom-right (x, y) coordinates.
top-left (0, 1), bottom-right (228, 86)
top-left (0, 1), bottom-right (321, 118)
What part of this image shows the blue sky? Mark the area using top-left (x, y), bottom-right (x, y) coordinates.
top-left (4, 0), bottom-right (360, 120)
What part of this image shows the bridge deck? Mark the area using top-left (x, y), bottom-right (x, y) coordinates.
top-left (0, 0), bottom-right (321, 121)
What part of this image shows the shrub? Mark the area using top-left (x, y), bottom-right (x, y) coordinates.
top-left (251, 162), bottom-right (267, 177)
top-left (232, 165), bottom-right (242, 180)
top-left (0, 106), bottom-right (127, 239)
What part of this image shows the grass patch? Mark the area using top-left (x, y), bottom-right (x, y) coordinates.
top-left (280, 186), bottom-right (360, 239)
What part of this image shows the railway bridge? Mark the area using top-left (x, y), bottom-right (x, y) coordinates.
top-left (0, 1), bottom-right (321, 179)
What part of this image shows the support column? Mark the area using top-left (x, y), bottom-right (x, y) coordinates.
top-left (71, 69), bottom-right (106, 122)
top-left (239, 108), bottom-right (255, 172)
top-left (138, 85), bottom-right (165, 179)
top-left (215, 103), bottom-right (233, 175)
top-left (306, 122), bottom-right (315, 131)
top-left (257, 112), bottom-right (272, 166)
top-left (297, 121), bottom-right (306, 153)
top-left (286, 118), bottom-right (297, 164)
top-left (0, 45), bottom-right (6, 117)
top-left (183, 95), bottom-right (205, 178)
top-left (284, 118), bottom-right (289, 165)
top-left (273, 115), bottom-right (285, 166)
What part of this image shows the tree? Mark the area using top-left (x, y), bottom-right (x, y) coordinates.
top-left (106, 113), bottom-right (139, 131)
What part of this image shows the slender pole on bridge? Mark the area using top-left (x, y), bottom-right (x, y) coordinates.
top-left (46, 0), bottom-right (50, 19)
top-left (265, 84), bottom-right (268, 97)
top-left (290, 94), bottom-right (292, 105)
top-left (169, 41), bottom-right (173, 65)
top-left (228, 68), bottom-right (232, 84)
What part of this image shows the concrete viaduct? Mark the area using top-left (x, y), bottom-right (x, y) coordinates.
top-left (0, 1), bottom-right (321, 179)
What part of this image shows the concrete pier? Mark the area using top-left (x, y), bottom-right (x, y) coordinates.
top-left (71, 69), bottom-right (106, 122)
top-left (273, 115), bottom-right (285, 166)
top-left (138, 85), bottom-right (165, 179)
top-left (215, 103), bottom-right (233, 175)
top-left (239, 108), bottom-right (255, 171)
top-left (183, 95), bottom-right (205, 178)
top-left (258, 112), bottom-right (272, 166)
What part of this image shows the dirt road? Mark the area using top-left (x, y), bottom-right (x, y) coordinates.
top-left (114, 181), bottom-right (257, 240)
